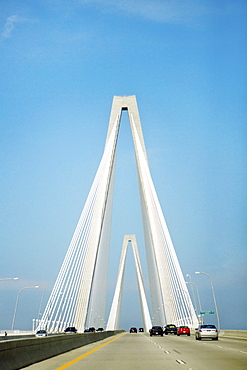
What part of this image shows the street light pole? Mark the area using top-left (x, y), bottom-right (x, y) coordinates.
top-left (0, 277), bottom-right (18, 281)
top-left (185, 274), bottom-right (198, 314)
top-left (185, 281), bottom-right (202, 313)
top-left (185, 281), bottom-right (203, 324)
top-left (195, 271), bottom-right (220, 332)
top-left (12, 286), bottom-right (39, 330)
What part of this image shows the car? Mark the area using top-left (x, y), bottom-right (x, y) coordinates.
top-left (96, 327), bottom-right (104, 332)
top-left (139, 327), bottom-right (144, 332)
top-left (164, 324), bottom-right (177, 335)
top-left (84, 327), bottom-right (95, 333)
top-left (195, 324), bottom-right (218, 340)
top-left (130, 327), bottom-right (137, 333)
top-left (35, 330), bottom-right (48, 337)
top-left (64, 326), bottom-right (77, 334)
top-left (149, 326), bottom-right (163, 336)
top-left (177, 326), bottom-right (190, 336)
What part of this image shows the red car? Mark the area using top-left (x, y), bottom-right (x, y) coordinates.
top-left (177, 326), bottom-right (190, 336)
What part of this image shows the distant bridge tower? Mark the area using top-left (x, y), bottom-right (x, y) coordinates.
top-left (106, 235), bottom-right (152, 332)
top-left (38, 96), bottom-right (198, 332)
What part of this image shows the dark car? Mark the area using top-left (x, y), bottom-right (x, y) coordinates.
top-left (177, 326), bottom-right (190, 336)
top-left (149, 326), bottom-right (163, 336)
top-left (96, 327), bottom-right (104, 332)
top-left (130, 327), bottom-right (137, 333)
top-left (84, 327), bottom-right (95, 333)
top-left (64, 326), bottom-right (77, 334)
top-left (139, 327), bottom-right (144, 332)
top-left (164, 324), bottom-right (177, 335)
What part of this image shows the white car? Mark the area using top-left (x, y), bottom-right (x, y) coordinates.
top-left (195, 324), bottom-right (218, 340)
top-left (35, 330), bottom-right (48, 337)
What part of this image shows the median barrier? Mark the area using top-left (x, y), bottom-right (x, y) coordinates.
top-left (0, 330), bottom-right (124, 370)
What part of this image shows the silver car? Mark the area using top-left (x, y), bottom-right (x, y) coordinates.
top-left (195, 324), bottom-right (218, 340)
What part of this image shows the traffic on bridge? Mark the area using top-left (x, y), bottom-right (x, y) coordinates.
top-left (24, 331), bottom-right (247, 370)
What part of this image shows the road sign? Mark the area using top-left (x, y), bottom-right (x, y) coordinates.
top-left (200, 311), bottom-right (214, 314)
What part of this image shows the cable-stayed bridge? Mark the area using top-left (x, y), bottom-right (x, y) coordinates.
top-left (37, 96), bottom-right (198, 333)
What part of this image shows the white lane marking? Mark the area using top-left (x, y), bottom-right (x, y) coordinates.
top-left (239, 351), bottom-right (247, 354)
top-left (176, 359), bottom-right (186, 364)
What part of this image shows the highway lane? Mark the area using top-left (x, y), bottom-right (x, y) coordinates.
top-left (25, 332), bottom-right (247, 370)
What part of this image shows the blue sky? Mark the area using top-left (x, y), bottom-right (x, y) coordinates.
top-left (0, 0), bottom-right (246, 331)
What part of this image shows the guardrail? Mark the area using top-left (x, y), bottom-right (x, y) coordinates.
top-left (0, 330), bottom-right (124, 370)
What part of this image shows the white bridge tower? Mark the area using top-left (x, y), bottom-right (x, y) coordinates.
top-left (38, 96), bottom-right (198, 332)
top-left (106, 235), bottom-right (152, 332)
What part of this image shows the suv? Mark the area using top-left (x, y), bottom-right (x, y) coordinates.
top-left (164, 324), bottom-right (177, 335)
top-left (149, 326), bottom-right (163, 336)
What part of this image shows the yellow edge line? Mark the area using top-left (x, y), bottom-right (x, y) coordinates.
top-left (56, 332), bottom-right (126, 370)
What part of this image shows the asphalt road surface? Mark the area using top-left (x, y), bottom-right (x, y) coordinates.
top-left (25, 332), bottom-right (247, 370)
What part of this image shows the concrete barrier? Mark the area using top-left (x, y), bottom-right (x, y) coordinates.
top-left (0, 330), bottom-right (124, 370)
top-left (0, 334), bottom-right (35, 341)
top-left (0, 333), bottom-right (59, 341)
top-left (220, 330), bottom-right (247, 340)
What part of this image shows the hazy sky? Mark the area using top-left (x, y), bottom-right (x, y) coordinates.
top-left (0, 0), bottom-right (246, 331)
